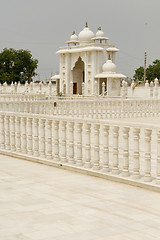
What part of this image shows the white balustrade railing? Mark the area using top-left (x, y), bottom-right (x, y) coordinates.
top-left (0, 111), bottom-right (160, 188)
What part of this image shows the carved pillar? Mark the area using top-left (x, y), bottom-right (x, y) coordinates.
top-left (122, 127), bottom-right (130, 177)
top-left (112, 126), bottom-right (119, 174)
top-left (21, 117), bottom-right (27, 154)
top-left (68, 122), bottom-right (74, 164)
top-left (27, 118), bottom-right (33, 155)
top-left (102, 125), bottom-right (109, 172)
top-left (102, 82), bottom-right (105, 96)
top-left (84, 123), bottom-right (91, 168)
top-left (144, 129), bottom-right (152, 182)
top-left (16, 117), bottom-right (21, 152)
top-left (76, 123), bottom-right (83, 166)
top-left (39, 119), bottom-right (45, 158)
top-left (156, 130), bottom-right (160, 184)
top-left (33, 118), bottom-right (39, 157)
top-left (133, 128), bottom-right (140, 179)
top-left (61, 121), bottom-right (67, 163)
top-left (10, 116), bottom-right (16, 151)
top-left (53, 120), bottom-right (59, 161)
top-left (93, 124), bottom-right (100, 170)
top-left (70, 81), bottom-right (73, 96)
top-left (5, 115), bottom-right (10, 150)
top-left (0, 115), bottom-right (5, 149)
top-left (46, 119), bottom-right (52, 160)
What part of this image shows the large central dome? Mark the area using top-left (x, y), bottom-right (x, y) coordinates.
top-left (78, 23), bottom-right (94, 44)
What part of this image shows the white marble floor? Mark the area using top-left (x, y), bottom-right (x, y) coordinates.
top-left (1, 155), bottom-right (160, 240)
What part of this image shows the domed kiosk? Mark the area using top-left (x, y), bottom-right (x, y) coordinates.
top-left (56, 23), bottom-right (126, 96)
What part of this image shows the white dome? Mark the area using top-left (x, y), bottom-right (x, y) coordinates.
top-left (96, 27), bottom-right (104, 37)
top-left (78, 24), bottom-right (94, 43)
top-left (70, 32), bottom-right (78, 41)
top-left (102, 60), bottom-right (116, 73)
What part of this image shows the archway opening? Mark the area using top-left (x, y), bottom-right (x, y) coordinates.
top-left (72, 57), bottom-right (84, 95)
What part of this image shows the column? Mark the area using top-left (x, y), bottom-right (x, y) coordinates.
top-left (68, 121), bottom-right (74, 164)
top-left (122, 127), bottom-right (130, 177)
top-left (0, 115), bottom-right (5, 149)
top-left (156, 130), bottom-right (160, 184)
top-left (39, 119), bottom-right (45, 158)
top-left (84, 123), bottom-right (91, 168)
top-left (16, 116), bottom-right (21, 152)
top-left (53, 120), bottom-right (59, 161)
top-left (76, 123), bottom-right (83, 166)
top-left (21, 117), bottom-right (27, 154)
top-left (27, 117), bottom-right (33, 155)
top-left (144, 129), bottom-right (152, 182)
top-left (61, 121), bottom-right (67, 163)
top-left (33, 118), bottom-right (39, 157)
top-left (46, 119), bottom-right (52, 160)
top-left (102, 125), bottom-right (109, 172)
top-left (112, 126), bottom-right (119, 174)
top-left (93, 124), bottom-right (100, 170)
top-left (5, 115), bottom-right (10, 150)
top-left (10, 116), bottom-right (16, 151)
top-left (133, 128), bottom-right (140, 179)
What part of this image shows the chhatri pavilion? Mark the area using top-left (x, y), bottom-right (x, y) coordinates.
top-left (54, 23), bottom-right (126, 96)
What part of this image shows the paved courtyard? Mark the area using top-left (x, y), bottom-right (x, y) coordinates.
top-left (1, 155), bottom-right (160, 240)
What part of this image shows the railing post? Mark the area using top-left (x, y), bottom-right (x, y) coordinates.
top-left (10, 116), bottom-right (16, 151)
top-left (122, 127), bottom-right (130, 177)
top-left (112, 126), bottom-right (119, 174)
top-left (27, 117), bottom-right (33, 155)
top-left (5, 115), bottom-right (10, 150)
top-left (0, 114), bottom-right (5, 149)
top-left (21, 117), bottom-right (27, 154)
top-left (102, 125), bottom-right (109, 172)
top-left (68, 121), bottom-right (74, 164)
top-left (93, 124), bottom-right (100, 170)
top-left (46, 119), bottom-right (52, 160)
top-left (16, 116), bottom-right (21, 152)
top-left (133, 128), bottom-right (140, 179)
top-left (39, 119), bottom-right (45, 158)
top-left (144, 129), bottom-right (152, 182)
top-left (53, 120), bottom-right (59, 161)
top-left (61, 121), bottom-right (67, 163)
top-left (33, 118), bottom-right (39, 157)
top-left (84, 123), bottom-right (91, 168)
top-left (156, 130), bottom-right (160, 184)
top-left (76, 122), bottom-right (83, 166)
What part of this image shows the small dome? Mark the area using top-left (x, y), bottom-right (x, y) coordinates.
top-left (102, 60), bottom-right (116, 73)
top-left (78, 23), bottom-right (94, 43)
top-left (70, 31), bottom-right (78, 41)
top-left (96, 27), bottom-right (104, 37)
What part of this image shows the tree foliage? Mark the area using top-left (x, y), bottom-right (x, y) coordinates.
top-left (0, 48), bottom-right (38, 84)
top-left (133, 59), bottom-right (160, 82)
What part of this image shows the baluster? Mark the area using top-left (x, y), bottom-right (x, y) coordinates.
top-left (53, 120), bottom-right (59, 161)
top-left (122, 127), bottom-right (130, 176)
top-left (46, 119), bottom-right (52, 160)
top-left (133, 128), bottom-right (140, 179)
top-left (61, 121), bottom-right (67, 163)
top-left (102, 125), bottom-right (109, 172)
top-left (27, 117), bottom-right (33, 155)
top-left (84, 123), bottom-right (91, 168)
top-left (68, 121), bottom-right (74, 164)
top-left (156, 130), bottom-right (160, 184)
top-left (33, 118), bottom-right (39, 157)
top-left (93, 124), bottom-right (100, 170)
top-left (16, 116), bottom-right (21, 152)
top-left (39, 119), bottom-right (45, 158)
top-left (10, 116), bottom-right (16, 151)
top-left (5, 115), bottom-right (10, 150)
top-left (112, 126), bottom-right (119, 174)
top-left (0, 114), bottom-right (5, 149)
top-left (21, 117), bottom-right (27, 154)
top-left (144, 129), bottom-right (152, 182)
top-left (76, 122), bottom-right (83, 166)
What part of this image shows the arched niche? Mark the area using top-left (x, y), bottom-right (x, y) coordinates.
top-left (72, 57), bottom-right (85, 95)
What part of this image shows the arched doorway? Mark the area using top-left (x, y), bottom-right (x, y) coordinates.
top-left (72, 57), bottom-right (85, 95)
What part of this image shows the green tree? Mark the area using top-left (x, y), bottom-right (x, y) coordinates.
top-left (133, 66), bottom-right (144, 82)
top-left (0, 48), bottom-right (38, 84)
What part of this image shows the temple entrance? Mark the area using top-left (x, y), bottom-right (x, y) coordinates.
top-left (72, 57), bottom-right (84, 95)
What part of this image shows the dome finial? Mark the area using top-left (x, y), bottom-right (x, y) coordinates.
top-left (85, 22), bottom-right (88, 28)
top-left (72, 31), bottom-right (75, 35)
top-left (98, 26), bottom-right (101, 31)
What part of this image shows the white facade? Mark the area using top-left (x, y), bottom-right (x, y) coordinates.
top-left (57, 23), bottom-right (126, 96)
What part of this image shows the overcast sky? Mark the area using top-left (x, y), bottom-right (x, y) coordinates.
top-left (0, 0), bottom-right (160, 80)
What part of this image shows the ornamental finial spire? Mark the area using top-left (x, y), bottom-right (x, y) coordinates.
top-left (85, 22), bottom-right (88, 27)
top-left (98, 26), bottom-right (101, 31)
top-left (72, 31), bottom-right (75, 35)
